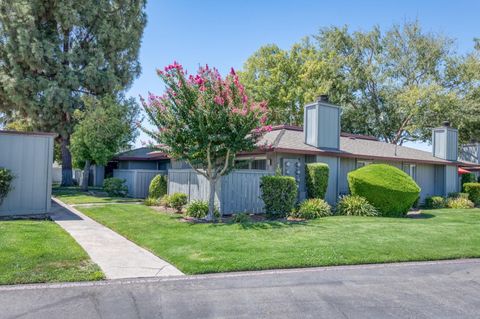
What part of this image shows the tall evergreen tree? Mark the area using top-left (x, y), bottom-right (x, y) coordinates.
top-left (0, 0), bottom-right (146, 185)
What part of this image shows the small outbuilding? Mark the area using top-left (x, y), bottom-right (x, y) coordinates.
top-left (0, 130), bottom-right (56, 217)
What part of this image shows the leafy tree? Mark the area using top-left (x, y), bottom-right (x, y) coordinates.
top-left (70, 95), bottom-right (139, 191)
top-left (240, 21), bottom-right (471, 145)
top-left (0, 0), bottom-right (146, 185)
top-left (142, 63), bottom-right (270, 221)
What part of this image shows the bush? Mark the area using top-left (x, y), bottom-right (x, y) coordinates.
top-left (462, 173), bottom-right (476, 190)
top-left (424, 196), bottom-right (446, 209)
top-left (335, 195), bottom-right (378, 216)
top-left (169, 193), bottom-right (188, 212)
top-left (446, 197), bottom-right (475, 209)
top-left (463, 183), bottom-right (480, 206)
top-left (149, 175), bottom-right (167, 199)
top-left (160, 194), bottom-right (171, 207)
top-left (231, 213), bottom-right (250, 223)
top-left (305, 163), bottom-right (329, 199)
top-left (448, 192), bottom-right (469, 199)
top-left (103, 177), bottom-right (128, 197)
top-left (348, 164), bottom-right (421, 217)
top-left (260, 175), bottom-right (297, 217)
top-left (0, 168), bottom-right (14, 205)
top-left (144, 197), bottom-right (160, 206)
top-left (185, 200), bottom-right (220, 219)
top-left (290, 199), bottom-right (331, 219)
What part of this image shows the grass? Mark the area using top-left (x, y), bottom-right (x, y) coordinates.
top-left (0, 219), bottom-right (104, 285)
top-left (52, 186), bottom-right (141, 205)
top-left (78, 204), bottom-right (480, 274)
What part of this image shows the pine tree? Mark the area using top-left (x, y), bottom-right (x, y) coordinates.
top-left (0, 0), bottom-right (146, 185)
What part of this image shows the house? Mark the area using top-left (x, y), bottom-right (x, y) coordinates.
top-left (0, 130), bottom-right (55, 216)
top-left (167, 96), bottom-right (462, 214)
top-left (459, 143), bottom-right (480, 179)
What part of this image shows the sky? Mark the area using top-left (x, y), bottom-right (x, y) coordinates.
top-left (128, 0), bottom-right (480, 150)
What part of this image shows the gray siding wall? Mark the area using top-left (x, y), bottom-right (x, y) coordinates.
top-left (304, 102), bottom-right (340, 149)
top-left (113, 169), bottom-right (166, 198)
top-left (0, 133), bottom-right (54, 216)
top-left (445, 165), bottom-right (459, 195)
top-left (433, 127), bottom-right (458, 161)
top-left (168, 169), bottom-right (272, 214)
top-left (270, 152), bottom-right (306, 200)
top-left (415, 164), bottom-right (436, 200)
top-left (339, 158), bottom-right (355, 195)
top-left (460, 143), bottom-right (480, 164)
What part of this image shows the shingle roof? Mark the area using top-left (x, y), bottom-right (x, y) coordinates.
top-left (259, 126), bottom-right (459, 165)
top-left (114, 147), bottom-right (168, 161)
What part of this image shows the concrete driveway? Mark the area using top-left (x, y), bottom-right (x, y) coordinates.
top-left (1, 259), bottom-right (480, 319)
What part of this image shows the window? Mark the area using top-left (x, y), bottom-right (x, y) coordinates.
top-left (356, 160), bottom-right (372, 169)
top-left (234, 158), bottom-right (267, 170)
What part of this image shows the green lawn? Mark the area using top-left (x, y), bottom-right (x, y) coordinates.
top-left (0, 219), bottom-right (104, 285)
top-left (78, 204), bottom-right (480, 274)
top-left (52, 186), bottom-right (141, 205)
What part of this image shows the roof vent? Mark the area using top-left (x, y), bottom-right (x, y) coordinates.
top-left (317, 95), bottom-right (329, 103)
top-left (442, 121), bottom-right (451, 127)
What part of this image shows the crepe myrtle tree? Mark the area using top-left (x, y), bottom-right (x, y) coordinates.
top-left (142, 62), bottom-right (270, 221)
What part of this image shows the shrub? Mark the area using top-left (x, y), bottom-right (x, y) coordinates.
top-left (348, 164), bottom-right (421, 217)
top-left (448, 192), bottom-right (469, 199)
top-left (446, 197), bottom-right (474, 209)
top-left (103, 177), bottom-right (128, 197)
top-left (305, 163), bottom-right (329, 199)
top-left (169, 193), bottom-right (188, 212)
top-left (290, 199), bottom-right (331, 219)
top-left (160, 194), bottom-right (171, 207)
top-left (148, 175), bottom-right (167, 199)
top-left (0, 168), bottom-right (14, 205)
top-left (260, 175), bottom-right (297, 217)
top-left (231, 213), bottom-right (250, 223)
top-left (463, 183), bottom-right (480, 206)
top-left (185, 200), bottom-right (220, 219)
top-left (424, 196), bottom-right (446, 209)
top-left (144, 197), bottom-right (160, 206)
top-left (335, 195), bottom-right (378, 216)
top-left (462, 173), bottom-right (476, 190)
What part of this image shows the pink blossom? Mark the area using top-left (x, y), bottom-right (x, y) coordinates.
top-left (214, 96), bottom-right (224, 105)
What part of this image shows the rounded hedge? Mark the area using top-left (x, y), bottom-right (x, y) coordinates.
top-left (149, 175), bottom-right (167, 199)
top-left (260, 175), bottom-right (297, 217)
top-left (463, 183), bottom-right (480, 206)
top-left (305, 163), bottom-right (329, 199)
top-left (347, 164), bottom-right (421, 217)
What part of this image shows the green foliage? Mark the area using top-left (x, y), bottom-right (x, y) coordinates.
top-left (305, 163), bottom-right (329, 199)
top-left (71, 95), bottom-right (140, 169)
top-left (168, 193), bottom-right (188, 213)
top-left (335, 195), bottom-right (378, 216)
top-left (160, 195), bottom-right (171, 207)
top-left (142, 63), bottom-right (269, 220)
top-left (185, 200), bottom-right (220, 219)
top-left (463, 183), bottom-right (480, 206)
top-left (348, 164), bottom-right (421, 217)
top-left (448, 192), bottom-right (470, 199)
top-left (0, 1), bottom-right (147, 185)
top-left (230, 213), bottom-right (250, 223)
top-left (0, 167), bottom-right (14, 205)
top-left (462, 173), bottom-right (476, 190)
top-left (103, 178), bottom-right (128, 197)
top-left (260, 175), bottom-right (298, 217)
top-left (144, 197), bottom-right (160, 207)
top-left (148, 175), bottom-right (168, 199)
top-left (290, 199), bottom-right (331, 219)
top-left (239, 21), bottom-right (480, 144)
top-left (424, 196), bottom-right (447, 209)
top-left (447, 197), bottom-right (475, 209)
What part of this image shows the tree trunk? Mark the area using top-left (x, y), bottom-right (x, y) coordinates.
top-left (206, 178), bottom-right (217, 221)
top-left (81, 159), bottom-right (91, 191)
top-left (60, 136), bottom-right (74, 186)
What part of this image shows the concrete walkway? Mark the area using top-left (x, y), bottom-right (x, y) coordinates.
top-left (50, 198), bottom-right (183, 279)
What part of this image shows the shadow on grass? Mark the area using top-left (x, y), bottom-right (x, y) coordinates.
top-left (407, 212), bottom-right (436, 219)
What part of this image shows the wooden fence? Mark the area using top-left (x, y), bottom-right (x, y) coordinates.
top-left (113, 169), bottom-right (167, 198)
top-left (168, 169), bottom-right (272, 214)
